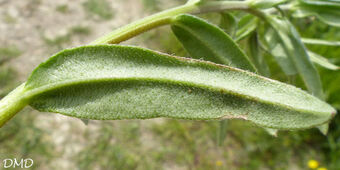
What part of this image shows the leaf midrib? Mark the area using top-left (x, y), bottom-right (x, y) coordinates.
top-left (23, 77), bottom-right (334, 117)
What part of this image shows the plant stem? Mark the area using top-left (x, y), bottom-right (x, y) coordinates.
top-left (0, 84), bottom-right (28, 127)
top-left (91, 0), bottom-right (251, 45)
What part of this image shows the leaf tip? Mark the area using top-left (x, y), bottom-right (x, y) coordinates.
top-left (80, 118), bottom-right (89, 126)
top-left (264, 128), bottom-right (278, 137)
top-left (317, 124), bottom-right (329, 135)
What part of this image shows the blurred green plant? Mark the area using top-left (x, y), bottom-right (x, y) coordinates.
top-left (42, 26), bottom-right (91, 49)
top-left (0, 45), bottom-right (54, 170)
top-left (0, 109), bottom-right (56, 170)
top-left (77, 121), bottom-right (140, 170)
top-left (70, 26), bottom-right (92, 35)
top-left (56, 4), bottom-right (69, 14)
top-left (83, 0), bottom-right (114, 20)
top-left (143, 0), bottom-right (160, 12)
top-left (0, 66), bottom-right (17, 98)
top-left (42, 34), bottom-right (71, 48)
top-left (0, 46), bottom-right (21, 97)
top-left (0, 46), bottom-right (22, 64)
top-left (3, 13), bottom-right (17, 24)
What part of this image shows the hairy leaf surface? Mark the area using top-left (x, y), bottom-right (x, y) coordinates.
top-left (13, 45), bottom-right (335, 130)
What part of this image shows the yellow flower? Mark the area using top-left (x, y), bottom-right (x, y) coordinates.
top-left (308, 160), bottom-right (319, 169)
top-left (215, 160), bottom-right (223, 166)
top-left (317, 168), bottom-right (327, 170)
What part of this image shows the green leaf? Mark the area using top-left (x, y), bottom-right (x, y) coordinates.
top-left (262, 27), bottom-right (298, 75)
top-left (317, 123), bottom-right (329, 135)
top-left (235, 15), bottom-right (258, 42)
top-left (249, 0), bottom-right (287, 9)
top-left (262, 32), bottom-right (339, 71)
top-left (0, 45), bottom-right (336, 129)
top-left (308, 51), bottom-right (339, 70)
top-left (322, 69), bottom-right (340, 110)
top-left (264, 128), bottom-right (278, 137)
top-left (248, 32), bottom-right (271, 77)
top-left (171, 14), bottom-right (256, 72)
top-left (186, 0), bottom-right (201, 4)
top-left (265, 16), bottom-right (324, 99)
top-left (294, 0), bottom-right (340, 27)
top-left (217, 120), bottom-right (228, 146)
top-left (80, 119), bottom-right (89, 125)
top-left (219, 12), bottom-right (237, 36)
top-left (302, 38), bottom-right (340, 46)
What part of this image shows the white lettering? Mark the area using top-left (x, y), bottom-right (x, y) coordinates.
top-left (24, 158), bottom-right (33, 168)
top-left (3, 159), bottom-right (13, 168)
top-left (13, 158), bottom-right (24, 168)
top-left (2, 158), bottom-right (33, 168)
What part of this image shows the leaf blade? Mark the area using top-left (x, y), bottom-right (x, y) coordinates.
top-left (266, 16), bottom-right (324, 99)
top-left (248, 33), bottom-right (271, 77)
top-left (171, 14), bottom-right (256, 72)
top-left (302, 38), bottom-right (340, 46)
top-left (294, 0), bottom-right (340, 27)
top-left (262, 27), bottom-right (298, 75)
top-left (219, 12), bottom-right (237, 36)
top-left (235, 15), bottom-right (258, 42)
top-left (308, 51), bottom-right (340, 70)
top-left (21, 45), bottom-right (335, 130)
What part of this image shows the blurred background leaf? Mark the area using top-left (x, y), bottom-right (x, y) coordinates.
top-left (293, 0), bottom-right (340, 27)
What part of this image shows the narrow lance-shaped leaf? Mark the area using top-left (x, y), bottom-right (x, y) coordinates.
top-left (266, 16), bottom-right (324, 99)
top-left (293, 0), bottom-right (340, 27)
top-left (302, 38), bottom-right (340, 46)
top-left (249, 0), bottom-right (287, 9)
top-left (186, 0), bottom-right (200, 4)
top-left (219, 12), bottom-right (237, 37)
top-left (262, 27), bottom-right (298, 76)
top-left (248, 32), bottom-right (271, 77)
top-left (0, 45), bottom-right (336, 129)
top-left (308, 51), bottom-right (339, 70)
top-left (170, 14), bottom-right (256, 72)
top-left (217, 120), bottom-right (228, 146)
top-left (261, 30), bottom-right (339, 71)
top-left (322, 69), bottom-right (340, 110)
top-left (235, 15), bottom-right (258, 42)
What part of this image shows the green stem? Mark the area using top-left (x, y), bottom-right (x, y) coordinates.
top-left (217, 120), bottom-right (228, 146)
top-left (91, 0), bottom-right (251, 45)
top-left (0, 84), bottom-right (28, 127)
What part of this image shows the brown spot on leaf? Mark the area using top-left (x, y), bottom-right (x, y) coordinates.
top-left (220, 115), bottom-right (248, 120)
